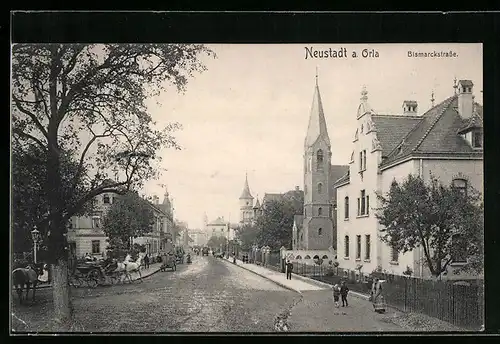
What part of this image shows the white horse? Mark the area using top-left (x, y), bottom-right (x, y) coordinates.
top-left (122, 253), bottom-right (143, 283)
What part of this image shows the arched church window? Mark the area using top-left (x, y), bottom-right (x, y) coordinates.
top-left (318, 183), bottom-right (323, 194)
top-left (318, 207), bottom-right (322, 216)
top-left (316, 149), bottom-right (324, 171)
top-left (318, 228), bottom-right (323, 236)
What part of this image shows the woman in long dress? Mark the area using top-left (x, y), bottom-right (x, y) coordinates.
top-left (371, 278), bottom-right (386, 313)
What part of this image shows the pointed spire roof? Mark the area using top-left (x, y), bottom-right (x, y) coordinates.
top-left (253, 197), bottom-right (261, 209)
top-left (305, 75), bottom-right (330, 148)
top-left (357, 85), bottom-right (375, 117)
top-left (239, 173), bottom-right (254, 199)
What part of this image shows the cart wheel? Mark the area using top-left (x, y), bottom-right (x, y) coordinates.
top-left (87, 270), bottom-right (100, 288)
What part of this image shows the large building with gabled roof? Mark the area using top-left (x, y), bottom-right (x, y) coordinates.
top-left (334, 79), bottom-right (483, 279)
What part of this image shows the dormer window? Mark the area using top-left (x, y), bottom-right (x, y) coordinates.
top-left (472, 130), bottom-right (482, 148)
top-left (103, 194), bottom-right (110, 204)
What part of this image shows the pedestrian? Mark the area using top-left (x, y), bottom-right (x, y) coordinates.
top-left (332, 283), bottom-right (341, 308)
top-left (340, 280), bottom-right (349, 307)
top-left (144, 253), bottom-right (150, 269)
top-left (286, 260), bottom-right (293, 280)
top-left (371, 278), bottom-right (386, 313)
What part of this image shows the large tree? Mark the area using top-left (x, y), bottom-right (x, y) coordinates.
top-left (376, 174), bottom-right (483, 277)
top-left (234, 223), bottom-right (260, 251)
top-left (256, 199), bottom-right (296, 250)
top-left (11, 43), bottom-right (214, 324)
top-left (12, 142), bottom-right (92, 254)
top-left (207, 235), bottom-right (228, 251)
top-left (102, 191), bottom-right (155, 250)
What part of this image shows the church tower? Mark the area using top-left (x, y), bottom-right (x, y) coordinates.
top-left (239, 173), bottom-right (254, 224)
top-left (302, 74), bottom-right (333, 250)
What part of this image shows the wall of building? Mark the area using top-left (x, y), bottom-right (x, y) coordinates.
top-left (378, 160), bottom-right (419, 275)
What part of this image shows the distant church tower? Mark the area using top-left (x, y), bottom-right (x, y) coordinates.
top-left (239, 173), bottom-right (254, 224)
top-left (302, 74), bottom-right (333, 250)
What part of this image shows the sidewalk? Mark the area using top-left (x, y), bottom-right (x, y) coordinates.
top-left (222, 257), bottom-right (326, 293)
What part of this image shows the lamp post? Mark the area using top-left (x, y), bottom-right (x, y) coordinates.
top-left (31, 226), bottom-right (41, 264)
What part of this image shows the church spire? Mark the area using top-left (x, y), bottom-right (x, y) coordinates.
top-left (304, 74), bottom-right (330, 148)
top-left (239, 173), bottom-right (254, 200)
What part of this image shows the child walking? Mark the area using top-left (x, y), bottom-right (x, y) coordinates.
top-left (332, 283), bottom-right (341, 308)
top-left (340, 280), bottom-right (349, 307)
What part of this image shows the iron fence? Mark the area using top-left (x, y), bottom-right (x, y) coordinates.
top-left (291, 262), bottom-right (483, 330)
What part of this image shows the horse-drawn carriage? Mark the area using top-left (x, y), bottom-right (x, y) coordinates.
top-left (68, 255), bottom-right (142, 288)
top-left (160, 252), bottom-right (176, 272)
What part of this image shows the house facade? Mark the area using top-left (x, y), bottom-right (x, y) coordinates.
top-left (335, 80), bottom-right (483, 279)
top-left (67, 188), bottom-right (175, 258)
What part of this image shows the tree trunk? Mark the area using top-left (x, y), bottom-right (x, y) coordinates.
top-left (51, 258), bottom-right (72, 325)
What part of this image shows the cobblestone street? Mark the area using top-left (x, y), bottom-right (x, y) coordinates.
top-left (11, 255), bottom-right (300, 333)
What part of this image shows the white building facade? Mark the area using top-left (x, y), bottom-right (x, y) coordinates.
top-left (335, 80), bottom-right (483, 279)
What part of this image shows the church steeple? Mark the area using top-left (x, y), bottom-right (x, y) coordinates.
top-left (239, 173), bottom-right (254, 200)
top-left (305, 74), bottom-right (331, 148)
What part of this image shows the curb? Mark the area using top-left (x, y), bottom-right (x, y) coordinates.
top-left (220, 257), bottom-right (302, 295)
top-left (16, 266), bottom-right (163, 291)
top-left (292, 274), bottom-right (370, 300)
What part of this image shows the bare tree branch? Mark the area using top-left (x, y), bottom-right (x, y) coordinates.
top-left (12, 128), bottom-right (47, 150)
top-left (12, 96), bottom-right (49, 138)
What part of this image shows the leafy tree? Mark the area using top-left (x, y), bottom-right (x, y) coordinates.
top-left (234, 223), bottom-right (260, 251)
top-left (102, 191), bottom-right (155, 250)
top-left (12, 143), bottom-right (93, 254)
top-left (376, 174), bottom-right (483, 277)
top-left (256, 199), bottom-right (296, 250)
top-left (207, 235), bottom-right (228, 251)
top-left (11, 43), bottom-right (214, 324)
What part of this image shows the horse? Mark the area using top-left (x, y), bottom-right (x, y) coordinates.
top-left (123, 254), bottom-right (143, 283)
top-left (110, 254), bottom-right (143, 283)
top-left (12, 264), bottom-right (45, 304)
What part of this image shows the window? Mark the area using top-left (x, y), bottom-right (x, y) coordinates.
top-left (304, 255), bottom-right (311, 259)
top-left (91, 240), bottom-right (100, 254)
top-left (452, 178), bottom-right (467, 197)
top-left (451, 234), bottom-right (467, 263)
top-left (318, 228), bottom-right (323, 236)
top-left (304, 208), bottom-right (307, 217)
top-left (318, 207), bottom-right (323, 216)
top-left (318, 183), bottom-right (323, 194)
top-left (359, 150), bottom-right (367, 171)
top-left (317, 149), bottom-right (324, 171)
top-left (360, 190), bottom-right (366, 215)
top-left (344, 235), bottom-right (350, 257)
top-left (356, 235), bottom-right (361, 259)
top-left (359, 190), bottom-right (369, 216)
top-left (391, 244), bottom-right (399, 263)
top-left (92, 216), bottom-right (101, 228)
top-left (365, 235), bottom-right (371, 260)
top-left (472, 131), bottom-right (482, 148)
top-left (344, 197), bottom-right (349, 219)
top-left (300, 233), bottom-right (303, 241)
top-left (103, 194), bottom-right (110, 204)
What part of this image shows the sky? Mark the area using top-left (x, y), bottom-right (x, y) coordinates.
top-left (140, 43), bottom-right (483, 229)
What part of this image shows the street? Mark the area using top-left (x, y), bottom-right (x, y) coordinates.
top-left (11, 254), bottom-right (422, 333)
top-left (11, 255), bottom-right (299, 332)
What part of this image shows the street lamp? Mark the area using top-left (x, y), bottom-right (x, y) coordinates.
top-left (31, 226), bottom-right (41, 264)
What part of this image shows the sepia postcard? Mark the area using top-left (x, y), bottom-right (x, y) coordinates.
top-left (11, 42), bottom-right (484, 334)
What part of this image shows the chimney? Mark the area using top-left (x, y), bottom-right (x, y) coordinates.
top-left (153, 195), bottom-right (159, 205)
top-left (458, 80), bottom-right (474, 119)
top-left (295, 186), bottom-right (300, 191)
top-left (402, 100), bottom-right (418, 115)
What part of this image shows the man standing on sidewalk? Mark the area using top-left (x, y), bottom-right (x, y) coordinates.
top-left (340, 280), bottom-right (349, 307)
top-left (286, 260), bottom-right (293, 280)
